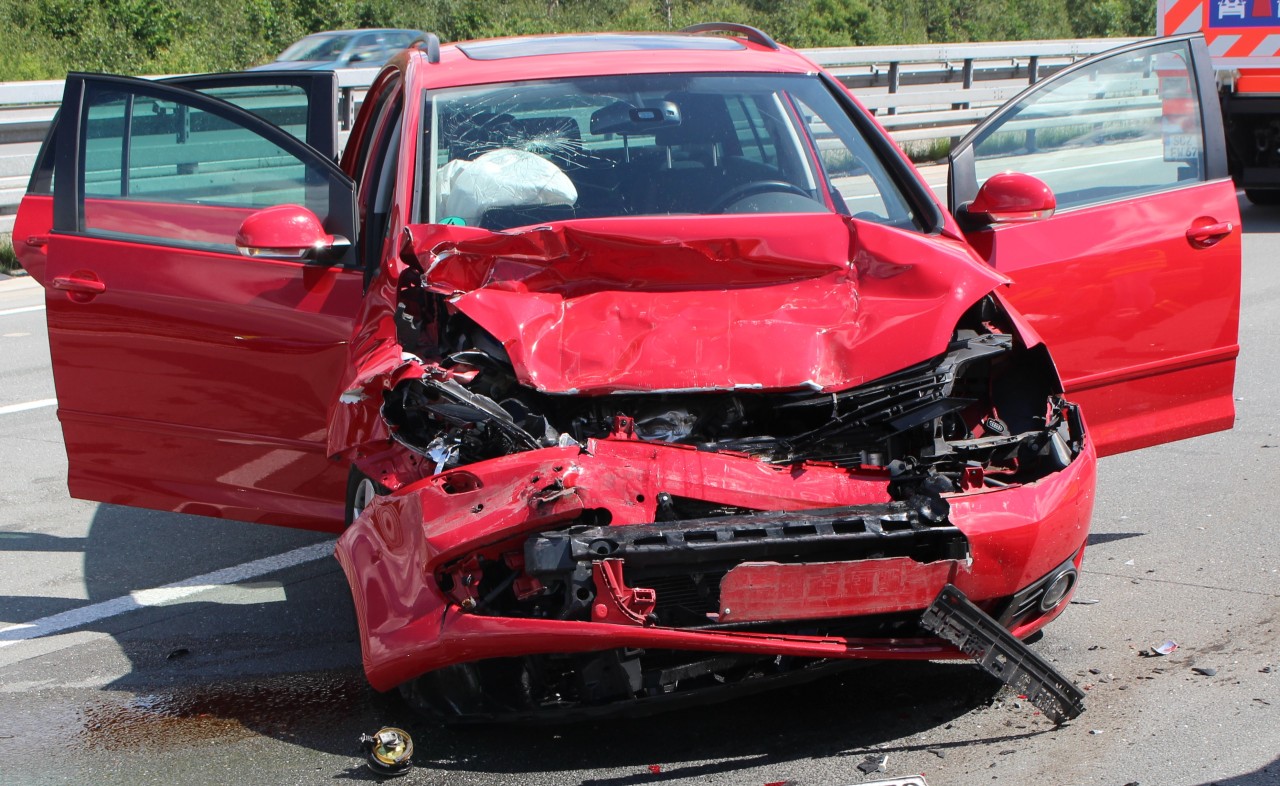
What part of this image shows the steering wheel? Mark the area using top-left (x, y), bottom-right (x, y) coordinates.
top-left (709, 180), bottom-right (812, 213)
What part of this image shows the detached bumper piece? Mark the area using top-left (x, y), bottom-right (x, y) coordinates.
top-left (922, 584), bottom-right (1086, 723)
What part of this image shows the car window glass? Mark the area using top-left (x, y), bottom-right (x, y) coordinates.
top-left (80, 85), bottom-right (337, 252)
top-left (30, 82), bottom-right (317, 196)
top-left (184, 84), bottom-right (310, 143)
top-left (350, 34), bottom-right (380, 61)
top-left (971, 40), bottom-right (1204, 211)
top-left (280, 35), bottom-right (347, 62)
top-left (790, 95), bottom-right (912, 225)
top-left (417, 73), bottom-right (920, 232)
top-left (386, 32), bottom-right (414, 49)
top-left (725, 96), bottom-right (778, 167)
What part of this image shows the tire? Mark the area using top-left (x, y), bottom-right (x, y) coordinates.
top-left (344, 465), bottom-right (389, 528)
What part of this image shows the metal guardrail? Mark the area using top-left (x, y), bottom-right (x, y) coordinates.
top-left (0, 38), bottom-right (1137, 234)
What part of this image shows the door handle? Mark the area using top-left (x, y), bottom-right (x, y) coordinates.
top-left (1185, 221), bottom-right (1233, 247)
top-left (51, 273), bottom-right (107, 303)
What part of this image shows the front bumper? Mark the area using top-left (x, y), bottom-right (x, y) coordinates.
top-left (336, 436), bottom-right (1096, 691)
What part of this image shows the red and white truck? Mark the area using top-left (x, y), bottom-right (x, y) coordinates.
top-left (1161, 0), bottom-right (1280, 201)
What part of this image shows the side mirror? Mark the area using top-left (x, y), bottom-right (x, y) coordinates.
top-left (236, 204), bottom-right (349, 262)
top-left (961, 172), bottom-right (1056, 226)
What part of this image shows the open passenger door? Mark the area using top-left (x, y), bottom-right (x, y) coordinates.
top-left (42, 73), bottom-right (363, 530)
top-left (948, 35), bottom-right (1241, 457)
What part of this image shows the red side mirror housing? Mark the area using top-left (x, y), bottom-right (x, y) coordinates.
top-left (236, 204), bottom-right (349, 261)
top-left (965, 172), bottom-right (1056, 225)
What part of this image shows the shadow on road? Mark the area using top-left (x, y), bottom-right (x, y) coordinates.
top-left (52, 502), bottom-right (1034, 777)
top-left (1239, 197), bottom-right (1280, 234)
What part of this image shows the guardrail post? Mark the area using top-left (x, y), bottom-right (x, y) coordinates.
top-left (953, 58), bottom-right (975, 110)
top-left (886, 61), bottom-right (900, 115)
top-left (338, 87), bottom-right (355, 131)
top-left (1028, 55), bottom-right (1040, 84)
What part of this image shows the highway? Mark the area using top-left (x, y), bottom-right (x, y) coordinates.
top-left (0, 195), bottom-right (1276, 785)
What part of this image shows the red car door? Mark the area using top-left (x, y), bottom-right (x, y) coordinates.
top-left (948, 35), bottom-right (1240, 457)
top-left (43, 73), bottom-right (363, 530)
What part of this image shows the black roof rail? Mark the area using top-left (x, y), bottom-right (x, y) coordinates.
top-left (412, 32), bottom-right (442, 63)
top-left (679, 23), bottom-right (779, 50)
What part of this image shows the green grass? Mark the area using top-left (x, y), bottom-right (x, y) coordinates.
top-left (0, 235), bottom-right (20, 275)
top-left (902, 137), bottom-right (953, 163)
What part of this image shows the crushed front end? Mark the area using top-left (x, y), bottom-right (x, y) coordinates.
top-left (333, 215), bottom-right (1095, 720)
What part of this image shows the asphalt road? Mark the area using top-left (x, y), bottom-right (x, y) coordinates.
top-left (0, 196), bottom-right (1277, 786)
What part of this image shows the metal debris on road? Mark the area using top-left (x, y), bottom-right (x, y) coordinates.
top-left (359, 727), bottom-right (414, 777)
top-left (1071, 598), bottom-right (1100, 605)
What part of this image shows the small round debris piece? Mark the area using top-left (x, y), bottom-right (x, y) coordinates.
top-left (359, 727), bottom-right (414, 777)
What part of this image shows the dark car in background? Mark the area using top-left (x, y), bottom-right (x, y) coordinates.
top-left (249, 28), bottom-right (424, 71)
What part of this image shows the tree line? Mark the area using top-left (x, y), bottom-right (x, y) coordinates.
top-left (0, 0), bottom-right (1155, 81)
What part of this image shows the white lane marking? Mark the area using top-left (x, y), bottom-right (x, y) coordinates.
top-left (0, 305), bottom-right (44, 317)
top-left (0, 399), bottom-right (56, 416)
top-left (0, 540), bottom-right (335, 648)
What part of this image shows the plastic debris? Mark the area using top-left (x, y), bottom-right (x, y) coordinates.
top-left (359, 727), bottom-right (414, 777)
top-left (1123, 559), bottom-right (1135, 566)
top-left (1070, 598), bottom-right (1100, 605)
top-left (1140, 640), bottom-right (1178, 657)
top-left (648, 765), bottom-right (662, 774)
top-left (1089, 729), bottom-right (1104, 735)
top-left (1192, 667), bottom-right (1218, 676)
top-left (858, 754), bottom-right (889, 774)
top-left (166, 647), bottom-right (190, 660)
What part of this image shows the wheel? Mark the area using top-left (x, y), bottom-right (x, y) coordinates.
top-left (709, 179), bottom-right (811, 213)
top-left (1245, 188), bottom-right (1280, 205)
top-left (344, 465), bottom-right (389, 527)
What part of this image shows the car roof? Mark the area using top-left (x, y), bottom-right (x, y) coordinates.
top-left (403, 31), bottom-right (819, 88)
top-left (303, 28), bottom-right (424, 38)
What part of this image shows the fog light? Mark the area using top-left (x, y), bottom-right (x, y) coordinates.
top-left (1038, 568), bottom-right (1077, 612)
top-left (360, 726), bottom-right (413, 777)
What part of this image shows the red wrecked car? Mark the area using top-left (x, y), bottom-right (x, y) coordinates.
top-left (13, 26), bottom-right (1239, 721)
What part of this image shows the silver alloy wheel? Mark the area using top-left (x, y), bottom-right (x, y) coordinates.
top-left (351, 476), bottom-right (378, 521)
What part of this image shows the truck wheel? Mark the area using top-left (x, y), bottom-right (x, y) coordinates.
top-left (1245, 189), bottom-right (1280, 205)
top-left (345, 466), bottom-right (389, 527)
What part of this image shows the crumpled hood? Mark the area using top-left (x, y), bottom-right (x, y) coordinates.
top-left (417, 214), bottom-right (1007, 393)
top-left (328, 213), bottom-right (1007, 457)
